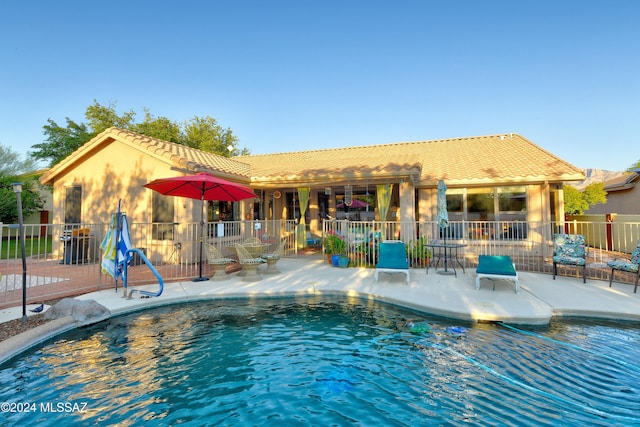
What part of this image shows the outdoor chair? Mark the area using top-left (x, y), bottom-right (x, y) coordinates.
top-left (235, 244), bottom-right (265, 282)
top-left (306, 231), bottom-right (321, 247)
top-left (243, 237), bottom-right (263, 245)
top-left (607, 241), bottom-right (640, 293)
top-left (261, 238), bottom-right (287, 274)
top-left (375, 240), bottom-right (410, 285)
top-left (206, 244), bottom-right (236, 281)
top-left (553, 234), bottom-right (587, 283)
top-left (476, 255), bottom-right (519, 293)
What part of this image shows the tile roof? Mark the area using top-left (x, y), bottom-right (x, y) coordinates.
top-left (40, 129), bottom-right (584, 188)
top-left (602, 171), bottom-right (639, 192)
top-left (238, 133), bottom-right (585, 187)
top-left (40, 127), bottom-right (252, 184)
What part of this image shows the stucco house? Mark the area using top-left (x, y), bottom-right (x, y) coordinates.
top-left (39, 128), bottom-right (584, 261)
top-left (585, 170), bottom-right (640, 215)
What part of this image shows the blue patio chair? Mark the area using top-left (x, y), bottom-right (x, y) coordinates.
top-left (375, 240), bottom-right (410, 285)
top-left (306, 232), bottom-right (321, 247)
top-left (476, 255), bottom-right (519, 293)
top-left (607, 241), bottom-right (640, 293)
top-left (553, 234), bottom-right (587, 283)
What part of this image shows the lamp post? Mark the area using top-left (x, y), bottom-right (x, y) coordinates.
top-left (12, 182), bottom-right (27, 324)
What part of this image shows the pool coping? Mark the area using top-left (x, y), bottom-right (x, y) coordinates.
top-left (1, 257), bottom-right (639, 365)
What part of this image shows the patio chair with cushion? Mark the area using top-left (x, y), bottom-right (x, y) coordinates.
top-left (235, 244), bottom-right (265, 282)
top-left (553, 234), bottom-right (587, 283)
top-left (476, 255), bottom-right (519, 293)
top-left (261, 238), bottom-right (287, 274)
top-left (607, 241), bottom-right (640, 293)
top-left (306, 232), bottom-right (321, 247)
top-left (375, 240), bottom-right (410, 285)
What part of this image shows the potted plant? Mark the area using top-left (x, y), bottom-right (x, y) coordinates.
top-left (407, 236), bottom-right (432, 268)
top-left (324, 231), bottom-right (346, 265)
top-left (338, 255), bottom-right (349, 268)
top-left (324, 232), bottom-right (346, 266)
top-left (323, 237), bottom-right (333, 263)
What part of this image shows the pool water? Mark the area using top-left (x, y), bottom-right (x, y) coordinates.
top-left (1, 295), bottom-right (639, 426)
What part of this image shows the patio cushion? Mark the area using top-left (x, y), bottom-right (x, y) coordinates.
top-left (607, 241), bottom-right (640, 293)
top-left (607, 260), bottom-right (639, 273)
top-left (552, 234), bottom-right (587, 265)
top-left (476, 255), bottom-right (519, 293)
top-left (375, 240), bottom-right (410, 285)
top-left (552, 234), bottom-right (587, 283)
top-left (476, 256), bottom-right (517, 276)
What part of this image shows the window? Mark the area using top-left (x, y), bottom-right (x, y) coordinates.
top-left (467, 188), bottom-right (495, 221)
top-left (498, 186), bottom-right (527, 221)
top-left (152, 192), bottom-right (174, 240)
top-left (208, 200), bottom-right (234, 221)
top-left (64, 186), bottom-right (82, 225)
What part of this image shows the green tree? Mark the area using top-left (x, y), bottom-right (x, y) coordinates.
top-left (0, 145), bottom-right (45, 223)
top-left (85, 100), bottom-right (136, 133)
top-left (564, 183), bottom-right (607, 215)
top-left (30, 118), bottom-right (94, 166)
top-left (30, 101), bottom-right (248, 167)
top-left (627, 160), bottom-right (640, 172)
top-left (133, 110), bottom-right (182, 143)
top-left (0, 145), bottom-right (37, 176)
top-left (183, 116), bottom-right (238, 155)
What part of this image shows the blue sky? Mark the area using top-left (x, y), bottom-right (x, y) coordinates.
top-left (1, 1), bottom-right (638, 172)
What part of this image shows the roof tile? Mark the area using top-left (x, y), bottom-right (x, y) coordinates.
top-left (239, 134), bottom-right (584, 186)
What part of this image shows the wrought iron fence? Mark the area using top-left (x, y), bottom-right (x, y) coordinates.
top-left (0, 220), bottom-right (297, 308)
top-left (1, 218), bottom-right (638, 309)
top-left (322, 219), bottom-right (640, 282)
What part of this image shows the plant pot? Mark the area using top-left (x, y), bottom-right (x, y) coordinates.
top-left (338, 256), bottom-right (349, 268)
top-left (331, 254), bottom-right (340, 267)
top-left (326, 253), bottom-right (333, 264)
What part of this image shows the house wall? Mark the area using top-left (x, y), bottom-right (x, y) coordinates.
top-left (48, 141), bottom-right (203, 261)
top-left (586, 185), bottom-right (640, 215)
top-left (49, 141), bottom-right (183, 225)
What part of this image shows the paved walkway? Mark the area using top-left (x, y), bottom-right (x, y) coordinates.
top-left (2, 257), bottom-right (639, 363)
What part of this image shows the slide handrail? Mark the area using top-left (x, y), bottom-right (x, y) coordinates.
top-left (123, 248), bottom-right (164, 299)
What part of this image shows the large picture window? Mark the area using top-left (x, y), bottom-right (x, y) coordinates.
top-left (497, 186), bottom-right (527, 220)
top-left (152, 192), bottom-right (174, 240)
top-left (467, 188), bottom-right (495, 221)
top-left (443, 186), bottom-right (528, 240)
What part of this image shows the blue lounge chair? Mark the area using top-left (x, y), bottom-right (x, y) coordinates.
top-left (375, 240), bottom-right (410, 285)
top-left (476, 255), bottom-right (519, 293)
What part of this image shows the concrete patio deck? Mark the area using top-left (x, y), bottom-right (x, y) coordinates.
top-left (2, 257), bottom-right (639, 363)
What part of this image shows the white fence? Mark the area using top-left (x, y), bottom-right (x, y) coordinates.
top-left (322, 219), bottom-right (640, 279)
top-left (1, 219), bottom-right (639, 309)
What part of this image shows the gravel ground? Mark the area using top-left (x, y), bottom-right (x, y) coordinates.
top-left (0, 298), bottom-right (64, 342)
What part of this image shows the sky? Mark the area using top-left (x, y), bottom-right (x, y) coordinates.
top-left (1, 1), bottom-right (639, 172)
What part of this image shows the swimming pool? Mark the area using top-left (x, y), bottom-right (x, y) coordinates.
top-left (1, 295), bottom-right (639, 426)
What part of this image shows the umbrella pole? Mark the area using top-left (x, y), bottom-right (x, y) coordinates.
top-left (193, 193), bottom-right (208, 282)
top-left (443, 227), bottom-right (447, 272)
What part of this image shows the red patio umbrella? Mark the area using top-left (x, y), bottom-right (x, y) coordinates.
top-left (144, 172), bottom-right (256, 281)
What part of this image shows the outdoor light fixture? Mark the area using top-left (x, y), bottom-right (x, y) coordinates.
top-left (344, 185), bottom-right (353, 207)
top-left (12, 182), bottom-right (28, 324)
